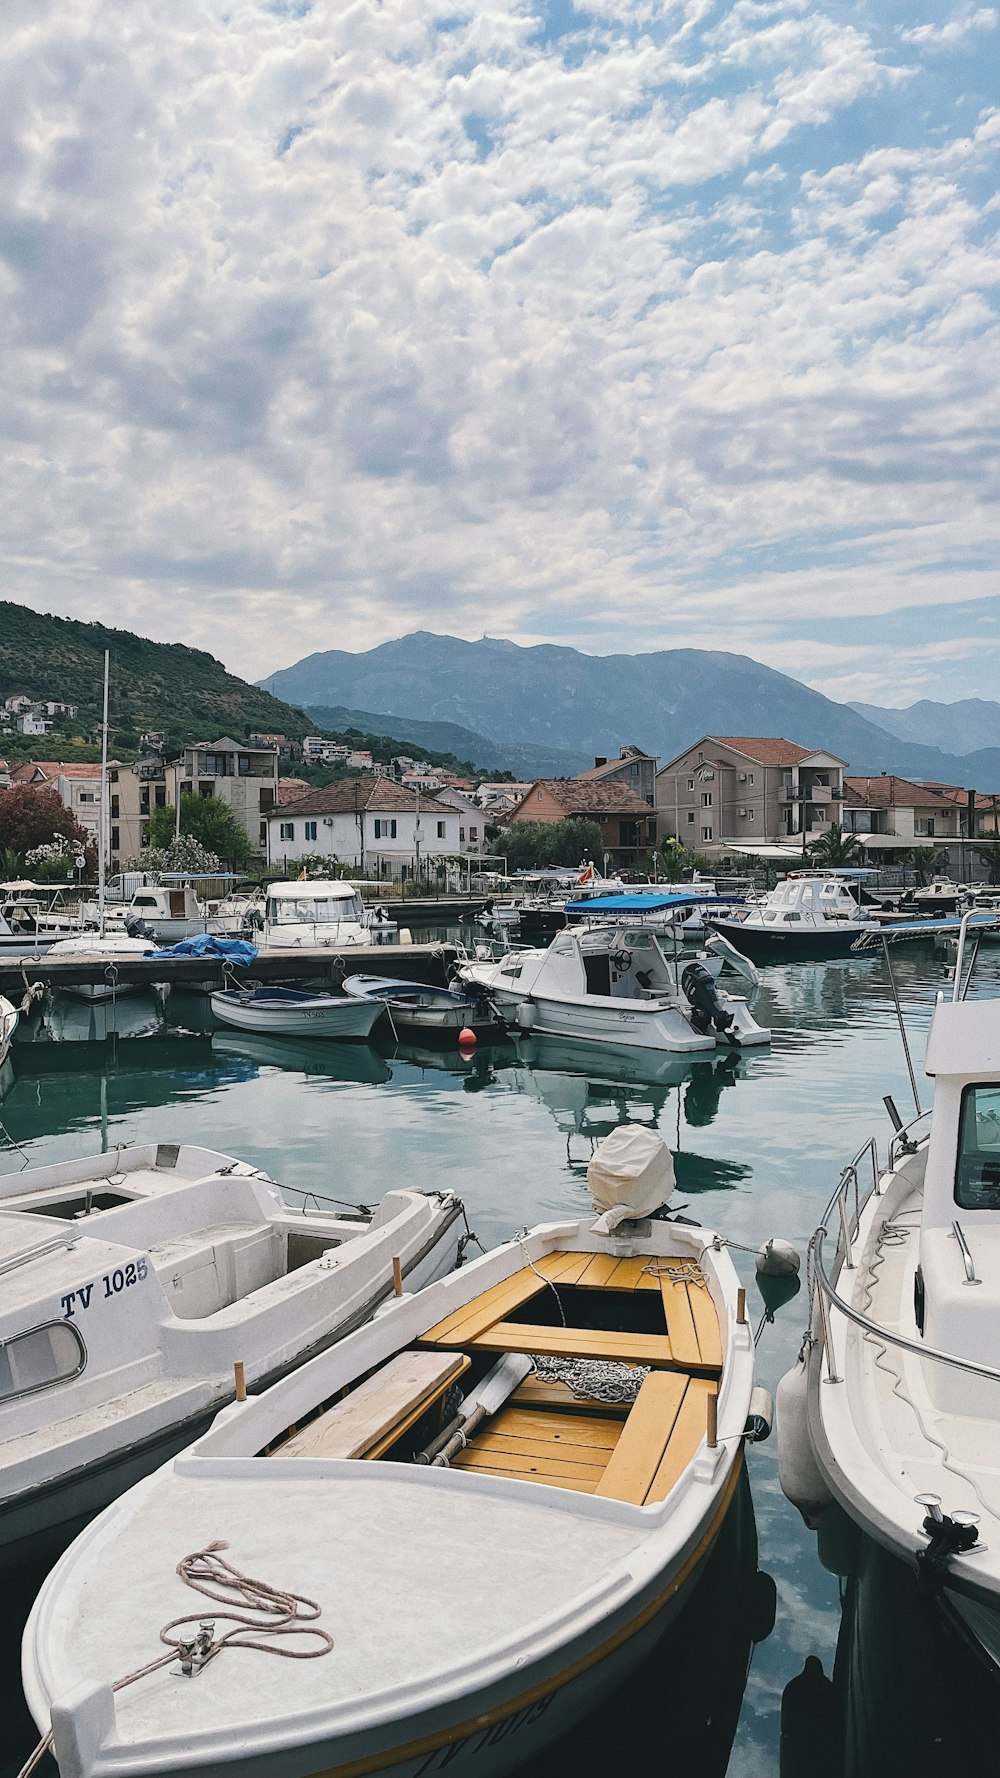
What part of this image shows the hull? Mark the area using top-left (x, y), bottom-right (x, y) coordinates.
top-left (708, 916), bottom-right (864, 960)
top-left (210, 994), bottom-right (384, 1038)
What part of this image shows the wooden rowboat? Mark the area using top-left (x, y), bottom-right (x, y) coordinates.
top-left (24, 1201), bottom-right (756, 1778)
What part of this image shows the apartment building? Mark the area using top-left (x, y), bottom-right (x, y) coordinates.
top-left (135, 736), bottom-right (278, 854)
top-left (656, 737), bottom-right (847, 852)
top-left (266, 779), bottom-right (461, 874)
top-left (842, 776), bottom-right (962, 844)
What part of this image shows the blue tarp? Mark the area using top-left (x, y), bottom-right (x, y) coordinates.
top-left (563, 892), bottom-right (741, 914)
top-left (157, 936), bottom-right (258, 964)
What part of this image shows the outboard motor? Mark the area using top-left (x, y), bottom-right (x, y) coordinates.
top-left (125, 916), bottom-right (149, 938)
top-left (681, 959), bottom-right (738, 1041)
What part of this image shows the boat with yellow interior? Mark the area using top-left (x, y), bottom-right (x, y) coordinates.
top-left (23, 1128), bottom-right (759, 1778)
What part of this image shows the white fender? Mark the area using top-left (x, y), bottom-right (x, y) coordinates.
top-left (776, 1353), bottom-right (833, 1527)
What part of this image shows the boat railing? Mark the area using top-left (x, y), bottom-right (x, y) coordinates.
top-left (810, 1120), bottom-right (1000, 1388)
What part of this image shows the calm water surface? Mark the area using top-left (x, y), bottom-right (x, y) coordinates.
top-left (3, 940), bottom-right (1000, 1775)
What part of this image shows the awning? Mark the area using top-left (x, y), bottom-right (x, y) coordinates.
top-left (564, 892), bottom-right (741, 913)
top-left (849, 834), bottom-right (940, 850)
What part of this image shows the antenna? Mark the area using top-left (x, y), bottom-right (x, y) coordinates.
top-left (98, 650), bottom-right (110, 938)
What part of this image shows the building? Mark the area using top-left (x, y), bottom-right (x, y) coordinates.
top-left (265, 779), bottom-right (463, 875)
top-left (575, 745), bottom-right (657, 807)
top-left (475, 783), bottom-right (533, 814)
top-left (3, 695), bottom-right (33, 715)
top-left (134, 737), bottom-right (279, 854)
top-left (277, 777), bottom-right (311, 805)
top-left (917, 783), bottom-right (1000, 838)
top-left (842, 776), bottom-right (963, 845)
top-left (430, 787), bottom-right (484, 854)
top-left (656, 737), bottom-right (847, 853)
top-left (18, 713), bottom-right (53, 737)
top-left (9, 760), bottom-right (144, 870)
top-left (507, 780), bottom-right (658, 873)
top-left (249, 732), bottom-right (294, 758)
top-left (302, 738), bottom-right (349, 764)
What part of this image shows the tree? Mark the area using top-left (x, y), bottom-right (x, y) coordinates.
top-left (145, 795), bottom-right (253, 866)
top-left (888, 846), bottom-right (950, 887)
top-left (657, 835), bottom-right (714, 881)
top-left (502, 819), bottom-right (605, 871)
top-left (0, 786), bottom-right (91, 864)
top-left (808, 823), bottom-right (862, 868)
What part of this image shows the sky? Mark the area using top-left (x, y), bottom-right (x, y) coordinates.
top-left (1, 0), bottom-right (998, 707)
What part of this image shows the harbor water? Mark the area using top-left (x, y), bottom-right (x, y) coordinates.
top-left (3, 938), bottom-right (1000, 1775)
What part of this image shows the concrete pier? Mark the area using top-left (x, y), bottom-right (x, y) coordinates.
top-left (0, 942), bottom-right (459, 995)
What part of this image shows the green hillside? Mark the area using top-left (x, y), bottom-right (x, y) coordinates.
top-left (0, 600), bottom-right (314, 757)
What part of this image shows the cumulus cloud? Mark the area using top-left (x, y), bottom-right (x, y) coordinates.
top-left (0, 0), bottom-right (997, 702)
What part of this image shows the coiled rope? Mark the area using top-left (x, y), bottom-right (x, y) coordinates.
top-left (15, 1540), bottom-right (333, 1778)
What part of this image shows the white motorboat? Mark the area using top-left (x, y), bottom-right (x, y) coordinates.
top-left (913, 878), bottom-right (971, 915)
top-left (342, 973), bottom-right (494, 1034)
top-left (457, 923), bottom-right (770, 1053)
top-left (0, 897), bottom-right (65, 958)
top-left (123, 882), bottom-right (248, 943)
top-left (251, 881), bottom-right (395, 949)
top-left (0, 1141), bottom-right (465, 1569)
top-left (44, 933), bottom-right (160, 1002)
top-left (777, 913), bottom-right (1000, 1669)
top-left (210, 986), bottom-right (386, 1039)
top-left (0, 993), bottom-right (18, 1065)
top-left (709, 873), bottom-right (878, 961)
top-left (23, 1127), bottom-right (759, 1778)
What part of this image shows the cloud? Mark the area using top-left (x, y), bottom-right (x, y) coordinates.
top-left (0, 0), bottom-right (997, 702)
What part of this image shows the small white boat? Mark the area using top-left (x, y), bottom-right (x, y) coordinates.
top-left (123, 883), bottom-right (248, 942)
top-left (44, 933), bottom-right (160, 1001)
top-left (0, 1141), bottom-right (465, 1569)
top-left (0, 993), bottom-right (18, 1065)
top-left (251, 880), bottom-right (395, 949)
top-left (342, 973), bottom-right (492, 1034)
top-left (457, 924), bottom-right (770, 1053)
top-left (23, 1127), bottom-right (758, 1778)
top-left (210, 986), bottom-right (385, 1039)
top-left (778, 913), bottom-right (1000, 1670)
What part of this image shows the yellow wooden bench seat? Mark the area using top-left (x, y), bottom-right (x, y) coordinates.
top-left (273, 1351), bottom-right (470, 1461)
top-left (450, 1377), bottom-right (715, 1503)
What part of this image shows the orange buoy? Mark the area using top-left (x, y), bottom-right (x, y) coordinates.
top-left (458, 1027), bottom-right (477, 1048)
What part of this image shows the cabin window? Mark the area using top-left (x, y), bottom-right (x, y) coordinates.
top-left (955, 1084), bottom-right (1000, 1209)
top-left (0, 1321), bottom-right (86, 1401)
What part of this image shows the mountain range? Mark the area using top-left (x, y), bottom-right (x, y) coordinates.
top-left (849, 698), bottom-right (1000, 757)
top-left (264, 633), bottom-right (1000, 788)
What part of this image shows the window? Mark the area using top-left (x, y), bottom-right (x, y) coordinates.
top-left (0, 1321), bottom-right (86, 1402)
top-left (304, 821), bottom-right (317, 842)
top-left (702, 792), bottom-right (712, 807)
top-left (687, 811), bottom-right (695, 824)
top-left (374, 819), bottom-right (397, 839)
top-left (78, 792), bottom-right (96, 804)
top-left (955, 1084), bottom-right (1000, 1208)
top-left (702, 826), bottom-right (712, 841)
top-left (279, 822), bottom-right (294, 841)
top-left (154, 787), bottom-right (166, 808)
top-left (686, 778), bottom-right (694, 791)
top-left (747, 809), bottom-right (754, 820)
top-left (436, 821), bottom-right (446, 838)
top-left (460, 827), bottom-right (466, 842)
top-left (198, 782), bottom-right (214, 798)
top-left (747, 773), bottom-right (754, 784)
top-left (110, 826), bottom-right (120, 852)
top-left (470, 826), bottom-right (478, 841)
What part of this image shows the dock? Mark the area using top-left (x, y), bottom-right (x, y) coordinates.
top-left (0, 943), bottom-right (459, 996)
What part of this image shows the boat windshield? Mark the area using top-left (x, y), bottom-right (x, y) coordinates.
top-left (268, 895), bottom-right (363, 924)
top-left (955, 1083), bottom-right (1000, 1209)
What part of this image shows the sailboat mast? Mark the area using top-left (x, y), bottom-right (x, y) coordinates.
top-left (98, 649), bottom-right (109, 937)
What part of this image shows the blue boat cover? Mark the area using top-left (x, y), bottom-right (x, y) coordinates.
top-left (563, 892), bottom-right (741, 914)
top-left (158, 936), bottom-right (259, 963)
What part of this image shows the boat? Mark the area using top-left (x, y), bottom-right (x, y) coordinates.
top-left (22, 1126), bottom-right (760, 1778)
top-left (708, 874), bottom-right (878, 960)
top-left (564, 891), bottom-right (746, 945)
top-left (250, 880), bottom-right (396, 949)
top-left (342, 973), bottom-right (496, 1034)
top-left (457, 923), bottom-right (770, 1052)
top-left (210, 985), bottom-right (386, 1039)
top-left (0, 993), bottom-right (18, 1065)
top-left (0, 889), bottom-right (71, 958)
top-left (0, 1141), bottom-right (466, 1570)
top-left (44, 932), bottom-right (161, 1002)
top-left (777, 912), bottom-right (1000, 1672)
top-left (122, 882), bottom-right (249, 942)
top-left (913, 878), bottom-right (971, 915)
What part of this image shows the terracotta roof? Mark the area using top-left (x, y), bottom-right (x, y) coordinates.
top-left (277, 778), bottom-right (311, 805)
top-left (511, 780), bottom-right (653, 819)
top-left (11, 761), bottom-right (102, 781)
top-left (843, 775), bottom-right (957, 811)
top-left (918, 782), bottom-right (999, 809)
top-left (577, 748), bottom-right (656, 782)
top-left (267, 780), bottom-right (444, 818)
top-left (708, 737), bottom-right (816, 766)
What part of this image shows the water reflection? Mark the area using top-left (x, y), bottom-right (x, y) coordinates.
top-left (781, 1521), bottom-right (1000, 1778)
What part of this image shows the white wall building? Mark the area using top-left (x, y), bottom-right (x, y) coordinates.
top-left (266, 780), bottom-right (463, 875)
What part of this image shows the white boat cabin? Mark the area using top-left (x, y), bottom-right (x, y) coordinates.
top-left (258, 880), bottom-right (368, 948)
top-left (745, 875), bottom-right (862, 930)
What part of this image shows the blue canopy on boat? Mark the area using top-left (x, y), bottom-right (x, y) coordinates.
top-left (563, 892), bottom-right (741, 914)
top-left (852, 912), bottom-right (999, 949)
top-left (158, 936), bottom-right (259, 963)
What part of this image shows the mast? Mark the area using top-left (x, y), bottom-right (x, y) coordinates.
top-left (98, 649), bottom-right (109, 937)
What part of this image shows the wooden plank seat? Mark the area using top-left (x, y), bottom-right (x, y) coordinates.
top-left (450, 1376), bottom-right (715, 1503)
top-left (272, 1351), bottom-right (470, 1461)
top-left (419, 1250), bottom-right (721, 1375)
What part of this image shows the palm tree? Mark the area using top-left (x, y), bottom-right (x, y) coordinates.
top-left (807, 823), bottom-right (862, 867)
top-left (974, 842), bottom-right (1000, 887)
